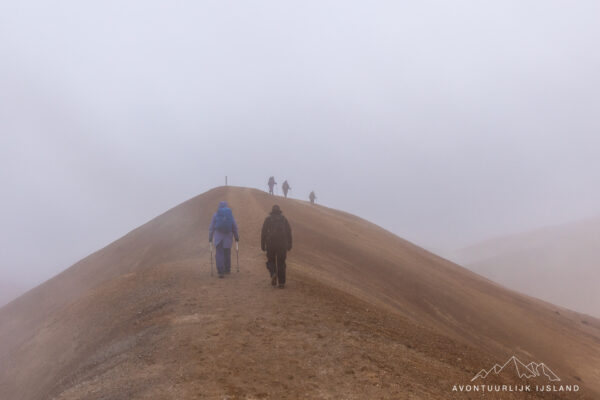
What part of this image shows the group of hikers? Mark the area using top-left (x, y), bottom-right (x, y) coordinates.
top-left (267, 176), bottom-right (317, 204)
top-left (208, 201), bottom-right (292, 288)
top-left (208, 177), bottom-right (319, 287)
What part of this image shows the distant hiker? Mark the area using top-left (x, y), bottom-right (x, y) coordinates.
top-left (309, 191), bottom-right (316, 204)
top-left (282, 180), bottom-right (291, 198)
top-left (261, 205), bottom-right (292, 288)
top-left (268, 176), bottom-right (277, 195)
top-left (209, 201), bottom-right (239, 278)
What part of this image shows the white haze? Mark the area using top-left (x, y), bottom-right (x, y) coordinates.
top-left (1, 1), bottom-right (599, 301)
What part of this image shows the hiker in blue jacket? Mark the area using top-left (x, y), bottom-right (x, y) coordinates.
top-left (209, 201), bottom-right (239, 278)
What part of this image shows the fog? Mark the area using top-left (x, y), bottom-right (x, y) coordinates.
top-left (1, 1), bottom-right (599, 299)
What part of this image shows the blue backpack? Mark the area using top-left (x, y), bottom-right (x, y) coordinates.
top-left (215, 207), bottom-right (234, 233)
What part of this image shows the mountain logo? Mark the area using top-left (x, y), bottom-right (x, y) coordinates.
top-left (471, 356), bottom-right (561, 382)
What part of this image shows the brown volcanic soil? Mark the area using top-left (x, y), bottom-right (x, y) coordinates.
top-left (1, 186), bottom-right (599, 399)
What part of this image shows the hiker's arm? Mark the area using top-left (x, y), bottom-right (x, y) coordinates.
top-left (208, 215), bottom-right (215, 242)
top-left (285, 218), bottom-right (292, 251)
top-left (261, 219), bottom-right (268, 251)
top-left (232, 218), bottom-right (239, 242)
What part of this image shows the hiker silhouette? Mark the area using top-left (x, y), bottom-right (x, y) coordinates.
top-left (261, 205), bottom-right (292, 288)
top-left (282, 180), bottom-right (291, 198)
top-left (268, 176), bottom-right (277, 195)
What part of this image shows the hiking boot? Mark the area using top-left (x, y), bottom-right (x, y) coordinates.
top-left (271, 274), bottom-right (277, 286)
top-left (278, 283), bottom-right (285, 289)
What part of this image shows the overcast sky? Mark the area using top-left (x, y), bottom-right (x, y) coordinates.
top-left (1, 1), bottom-right (599, 293)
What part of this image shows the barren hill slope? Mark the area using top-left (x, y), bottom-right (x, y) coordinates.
top-left (453, 218), bottom-right (600, 318)
top-left (1, 187), bottom-right (599, 399)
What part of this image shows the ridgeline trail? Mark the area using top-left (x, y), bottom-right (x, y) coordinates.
top-left (1, 187), bottom-right (599, 399)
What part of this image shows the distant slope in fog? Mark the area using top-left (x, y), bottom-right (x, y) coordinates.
top-left (0, 280), bottom-right (28, 308)
top-left (453, 217), bottom-right (600, 318)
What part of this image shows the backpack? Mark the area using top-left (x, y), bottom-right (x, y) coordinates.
top-left (267, 214), bottom-right (287, 247)
top-left (215, 207), bottom-right (234, 233)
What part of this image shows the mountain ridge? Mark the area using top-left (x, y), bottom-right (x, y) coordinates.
top-left (1, 186), bottom-right (599, 399)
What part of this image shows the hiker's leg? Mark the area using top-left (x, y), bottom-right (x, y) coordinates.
top-left (224, 247), bottom-right (231, 274)
top-left (267, 248), bottom-right (278, 285)
top-left (215, 243), bottom-right (225, 275)
top-left (277, 248), bottom-right (287, 285)
top-left (266, 248), bottom-right (276, 276)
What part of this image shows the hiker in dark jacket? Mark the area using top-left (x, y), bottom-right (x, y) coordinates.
top-left (261, 205), bottom-right (292, 288)
top-left (268, 176), bottom-right (276, 195)
top-left (209, 201), bottom-right (239, 278)
top-left (309, 191), bottom-right (316, 204)
top-left (282, 180), bottom-right (291, 198)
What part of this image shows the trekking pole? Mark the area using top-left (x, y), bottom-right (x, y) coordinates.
top-left (210, 242), bottom-right (213, 276)
top-left (236, 241), bottom-right (240, 273)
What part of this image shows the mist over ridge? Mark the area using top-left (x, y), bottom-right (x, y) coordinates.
top-left (1, 1), bottom-right (599, 300)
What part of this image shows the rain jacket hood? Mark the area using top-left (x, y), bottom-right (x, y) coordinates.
top-left (270, 205), bottom-right (282, 215)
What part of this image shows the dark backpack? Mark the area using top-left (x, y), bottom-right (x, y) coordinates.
top-left (215, 207), bottom-right (234, 233)
top-left (267, 214), bottom-right (287, 247)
